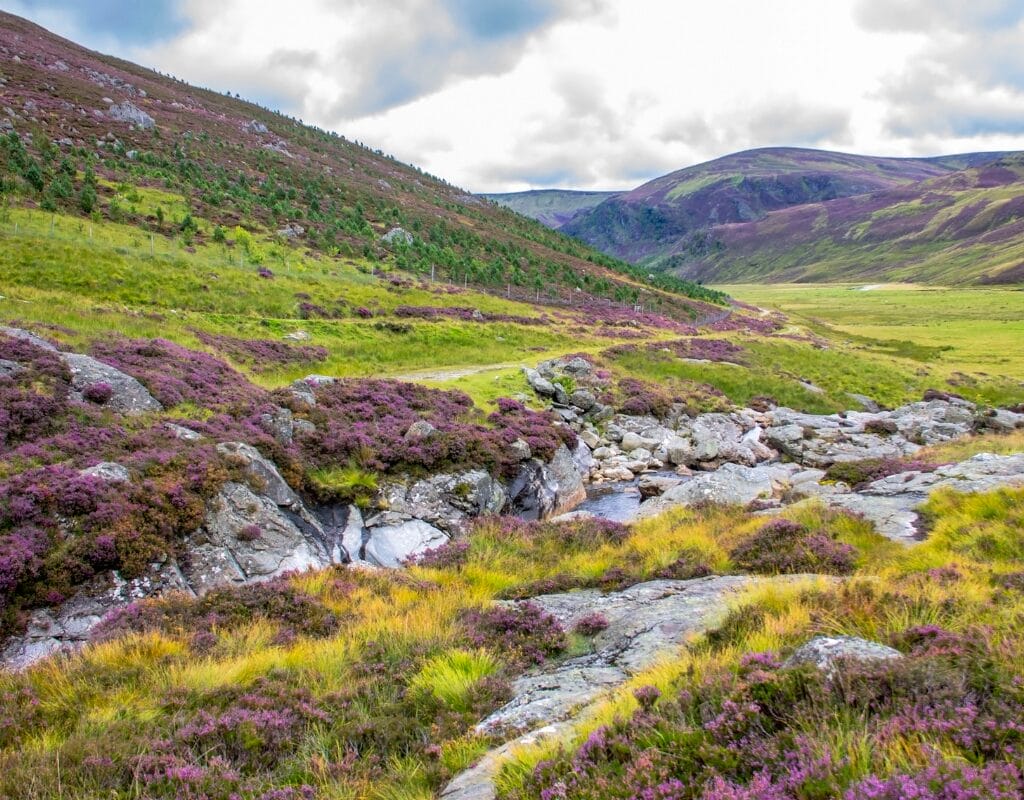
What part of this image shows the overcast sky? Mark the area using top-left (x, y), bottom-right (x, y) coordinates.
top-left (9, 0), bottom-right (1024, 191)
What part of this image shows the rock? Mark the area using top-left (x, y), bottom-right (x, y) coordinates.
top-left (524, 368), bottom-right (556, 397)
top-left (283, 330), bottom-right (311, 342)
top-left (183, 482), bottom-right (328, 593)
top-left (79, 462), bottom-right (130, 483)
top-left (509, 445), bottom-right (587, 520)
top-left (664, 436), bottom-right (692, 466)
top-left (0, 358), bottom-right (24, 377)
top-left (827, 452), bottom-right (1024, 543)
top-left (64, 353), bottom-right (162, 414)
top-left (364, 520), bottom-right (449, 568)
top-left (259, 406), bottom-right (294, 445)
top-left (378, 470), bottom-right (507, 536)
top-left (107, 101), bottom-right (155, 129)
top-left (381, 226), bottom-right (414, 245)
top-left (293, 419), bottom-right (316, 437)
top-left (784, 635), bottom-right (902, 677)
top-left (1, 325), bottom-right (58, 351)
top-left (404, 420), bottom-right (437, 440)
top-left (638, 463), bottom-right (800, 516)
top-left (216, 442), bottom-right (300, 508)
top-left (507, 438), bottom-right (532, 461)
top-left (578, 429), bottom-right (601, 449)
top-left (244, 119), bottom-right (269, 134)
top-left (601, 466), bottom-right (634, 482)
top-left (846, 393), bottom-right (881, 413)
top-left (976, 408), bottom-right (1024, 433)
top-left (637, 474), bottom-right (683, 498)
top-left (569, 388), bottom-right (596, 411)
top-left (563, 357), bottom-right (593, 375)
top-left (277, 223), bottom-right (305, 238)
top-left (164, 422), bottom-right (203, 441)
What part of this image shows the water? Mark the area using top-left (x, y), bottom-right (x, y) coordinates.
top-left (577, 471), bottom-right (682, 523)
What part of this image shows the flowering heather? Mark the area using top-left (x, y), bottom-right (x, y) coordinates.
top-left (462, 601), bottom-right (567, 668)
top-left (81, 381), bottom-right (114, 403)
top-left (407, 539), bottom-right (471, 569)
top-left (299, 380), bottom-right (573, 476)
top-left (826, 457), bottom-right (941, 489)
top-left (0, 332), bottom-right (72, 448)
top-left (193, 331), bottom-right (328, 372)
top-left (394, 305), bottom-right (544, 325)
top-left (663, 337), bottom-right (748, 364)
top-left (730, 518), bottom-right (858, 575)
top-left (573, 612), bottom-right (609, 636)
top-left (90, 337), bottom-right (267, 409)
top-left (617, 377), bottom-right (677, 417)
top-left (92, 579), bottom-right (339, 642)
top-left (844, 760), bottom-right (1021, 800)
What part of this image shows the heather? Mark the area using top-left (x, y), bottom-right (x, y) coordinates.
top-left (298, 382), bottom-right (575, 476)
top-left (495, 490), bottom-right (1024, 800)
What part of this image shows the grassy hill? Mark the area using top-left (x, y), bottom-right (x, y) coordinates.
top-left (0, 10), bottom-right (724, 321)
top-left (499, 147), bottom-right (1023, 285)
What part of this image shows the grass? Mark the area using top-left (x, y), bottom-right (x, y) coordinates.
top-left (718, 284), bottom-right (1024, 408)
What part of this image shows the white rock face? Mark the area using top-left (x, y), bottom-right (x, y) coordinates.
top-left (364, 520), bottom-right (450, 568)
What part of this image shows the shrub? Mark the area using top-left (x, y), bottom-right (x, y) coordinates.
top-left (408, 540), bottom-right (470, 569)
top-left (82, 381), bottom-right (114, 404)
top-left (462, 602), bottom-right (567, 668)
top-left (730, 519), bottom-right (857, 575)
top-left (92, 579), bottom-right (339, 642)
top-left (573, 612), bottom-right (609, 636)
top-left (826, 458), bottom-right (939, 489)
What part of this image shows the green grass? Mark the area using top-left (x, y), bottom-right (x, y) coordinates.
top-left (720, 284), bottom-right (1024, 407)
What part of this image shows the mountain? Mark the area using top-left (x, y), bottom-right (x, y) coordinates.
top-left (0, 11), bottom-right (724, 315)
top-left (499, 147), bottom-right (1023, 284)
top-left (482, 189), bottom-right (621, 227)
top-left (666, 155), bottom-right (1024, 285)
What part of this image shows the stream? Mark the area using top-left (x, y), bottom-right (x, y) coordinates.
top-left (576, 471), bottom-right (682, 522)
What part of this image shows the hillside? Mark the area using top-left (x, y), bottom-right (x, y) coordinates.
top-left (502, 147), bottom-right (1023, 284)
top-left (482, 189), bottom-right (620, 228)
top-left (0, 11), bottom-right (724, 316)
top-left (3, 12), bottom-right (1024, 800)
top-left (663, 155), bottom-right (1024, 284)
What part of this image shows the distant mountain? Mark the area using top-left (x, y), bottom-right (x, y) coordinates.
top-left (483, 189), bottom-right (620, 227)
top-left (493, 147), bottom-right (1024, 284)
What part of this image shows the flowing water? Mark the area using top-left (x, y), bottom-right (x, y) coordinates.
top-left (577, 471), bottom-right (682, 522)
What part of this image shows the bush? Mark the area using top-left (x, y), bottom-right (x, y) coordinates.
top-left (462, 602), bottom-right (567, 668)
top-left (574, 613), bottom-right (609, 636)
top-left (730, 519), bottom-right (857, 575)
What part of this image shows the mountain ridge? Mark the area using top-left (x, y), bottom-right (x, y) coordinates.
top-left (488, 146), bottom-right (1024, 284)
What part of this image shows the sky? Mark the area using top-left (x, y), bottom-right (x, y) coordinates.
top-left (8, 0), bottom-right (1024, 192)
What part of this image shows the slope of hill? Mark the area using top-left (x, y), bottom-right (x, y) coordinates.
top-left (662, 155), bottom-right (1024, 285)
top-left (482, 189), bottom-right (620, 227)
top-left (559, 147), bottom-right (1011, 267)
top-left (0, 11), bottom-right (724, 314)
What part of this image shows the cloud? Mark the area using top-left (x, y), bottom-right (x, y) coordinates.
top-left (743, 102), bottom-right (852, 148)
top-left (856, 0), bottom-right (1024, 140)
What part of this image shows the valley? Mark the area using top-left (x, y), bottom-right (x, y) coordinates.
top-left (1, 9), bottom-right (1024, 800)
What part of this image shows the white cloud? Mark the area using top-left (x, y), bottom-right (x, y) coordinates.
top-left (18, 0), bottom-right (1024, 191)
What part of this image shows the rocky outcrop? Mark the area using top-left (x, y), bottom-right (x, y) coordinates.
top-left (375, 469), bottom-right (508, 536)
top-left (823, 453), bottom-right (1024, 543)
top-left (442, 574), bottom-right (825, 800)
top-left (64, 353), bottom-right (163, 414)
top-left (508, 444), bottom-right (588, 520)
top-left (106, 100), bottom-right (155, 129)
top-left (637, 463), bottom-right (801, 517)
top-left (364, 520), bottom-right (449, 567)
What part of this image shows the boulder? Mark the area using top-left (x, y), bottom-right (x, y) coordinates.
top-left (1, 326), bottom-right (58, 351)
top-left (509, 444), bottom-right (587, 520)
top-left (64, 353), bottom-right (162, 414)
top-left (638, 463), bottom-right (800, 516)
top-left (524, 368), bottom-right (556, 397)
top-left (183, 482), bottom-right (328, 594)
top-left (216, 442), bottom-right (300, 508)
top-left (79, 462), bottom-right (130, 483)
top-left (381, 226), bottom-right (414, 245)
top-left (107, 101), bottom-right (155, 129)
top-left (404, 420), bottom-right (437, 440)
top-left (164, 422), bottom-right (203, 441)
top-left (364, 520), bottom-right (449, 568)
top-left (569, 388), bottom-right (596, 411)
top-left (378, 470), bottom-right (507, 536)
top-left (259, 406), bottom-right (294, 445)
top-left (784, 635), bottom-right (902, 677)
